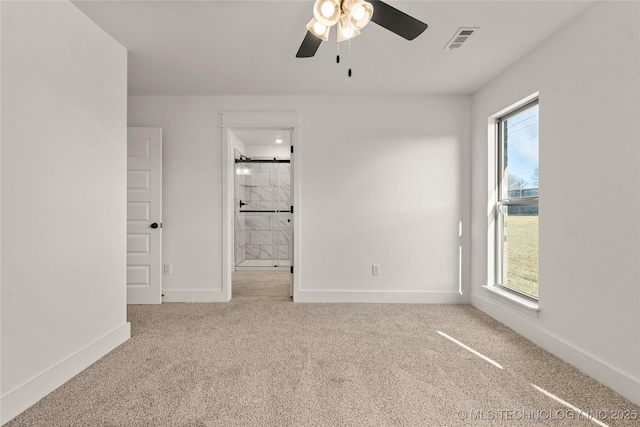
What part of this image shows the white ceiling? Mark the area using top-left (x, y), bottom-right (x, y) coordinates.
top-left (72, 0), bottom-right (595, 96)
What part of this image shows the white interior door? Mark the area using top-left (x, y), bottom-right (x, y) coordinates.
top-left (127, 127), bottom-right (162, 304)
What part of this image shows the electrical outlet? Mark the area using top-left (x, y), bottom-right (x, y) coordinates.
top-left (164, 264), bottom-right (172, 275)
top-left (372, 264), bottom-right (380, 275)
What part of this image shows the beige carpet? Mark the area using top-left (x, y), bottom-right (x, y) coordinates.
top-left (5, 300), bottom-right (638, 426)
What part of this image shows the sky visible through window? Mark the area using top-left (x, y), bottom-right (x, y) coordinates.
top-left (504, 105), bottom-right (539, 191)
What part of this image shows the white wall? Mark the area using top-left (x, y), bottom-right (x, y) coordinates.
top-left (1, 1), bottom-right (130, 423)
top-left (230, 131), bottom-right (246, 157)
top-left (128, 95), bottom-right (471, 303)
top-left (470, 1), bottom-right (639, 405)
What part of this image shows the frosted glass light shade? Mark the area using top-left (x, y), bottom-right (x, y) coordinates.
top-left (313, 0), bottom-right (341, 27)
top-left (306, 18), bottom-right (330, 41)
top-left (342, 0), bottom-right (373, 30)
top-left (337, 15), bottom-right (361, 42)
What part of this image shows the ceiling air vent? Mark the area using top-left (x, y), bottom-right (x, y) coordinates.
top-left (444, 27), bottom-right (479, 50)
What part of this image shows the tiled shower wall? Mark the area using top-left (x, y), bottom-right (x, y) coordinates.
top-left (234, 161), bottom-right (291, 265)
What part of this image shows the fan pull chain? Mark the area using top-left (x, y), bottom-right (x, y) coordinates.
top-left (336, 40), bottom-right (340, 64)
top-left (348, 39), bottom-right (352, 77)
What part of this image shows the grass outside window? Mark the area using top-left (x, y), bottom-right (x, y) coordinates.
top-left (501, 213), bottom-right (538, 298)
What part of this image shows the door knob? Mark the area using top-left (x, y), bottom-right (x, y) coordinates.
top-left (150, 223), bottom-right (159, 229)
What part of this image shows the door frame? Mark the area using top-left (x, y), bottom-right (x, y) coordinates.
top-left (221, 112), bottom-right (301, 301)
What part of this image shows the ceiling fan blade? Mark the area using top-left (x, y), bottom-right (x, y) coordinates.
top-left (296, 31), bottom-right (323, 58)
top-left (369, 0), bottom-right (428, 41)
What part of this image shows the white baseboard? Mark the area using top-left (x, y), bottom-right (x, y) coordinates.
top-left (1, 322), bottom-right (131, 425)
top-left (294, 290), bottom-right (468, 304)
top-left (471, 293), bottom-right (640, 406)
top-left (162, 288), bottom-right (467, 304)
top-left (162, 289), bottom-right (228, 302)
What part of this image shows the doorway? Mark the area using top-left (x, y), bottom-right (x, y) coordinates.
top-left (221, 112), bottom-right (301, 302)
top-left (232, 133), bottom-right (292, 300)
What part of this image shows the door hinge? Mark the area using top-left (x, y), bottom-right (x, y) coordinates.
top-left (290, 206), bottom-right (294, 214)
top-left (290, 145), bottom-right (294, 154)
top-left (290, 266), bottom-right (293, 274)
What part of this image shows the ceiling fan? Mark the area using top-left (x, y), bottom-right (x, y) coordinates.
top-left (296, 0), bottom-right (428, 58)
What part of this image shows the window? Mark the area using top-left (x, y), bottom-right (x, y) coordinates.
top-left (496, 99), bottom-right (539, 300)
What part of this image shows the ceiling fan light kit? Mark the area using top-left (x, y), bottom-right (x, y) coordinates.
top-left (313, 0), bottom-right (342, 26)
top-left (341, 0), bottom-right (374, 30)
top-left (306, 17), bottom-right (331, 41)
top-left (337, 14), bottom-right (361, 42)
top-left (296, 0), bottom-right (429, 59)
top-left (308, 0), bottom-right (373, 43)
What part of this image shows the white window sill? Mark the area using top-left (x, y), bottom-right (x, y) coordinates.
top-left (482, 285), bottom-right (540, 318)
